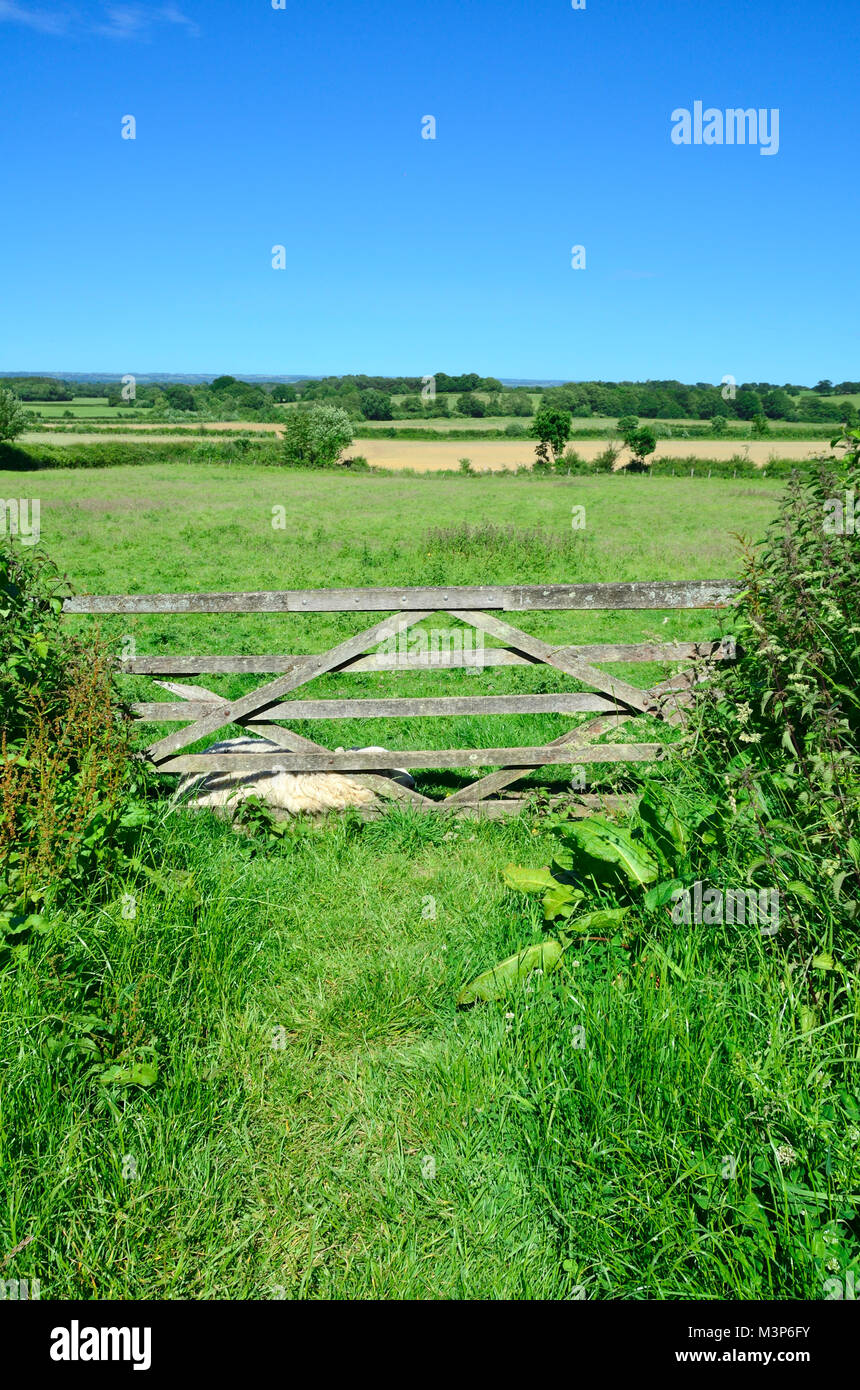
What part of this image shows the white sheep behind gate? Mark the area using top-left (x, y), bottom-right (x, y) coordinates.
top-left (173, 735), bottom-right (416, 817)
top-left (156, 683), bottom-right (416, 817)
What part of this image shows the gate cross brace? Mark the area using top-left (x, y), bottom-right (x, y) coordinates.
top-left (447, 610), bottom-right (654, 714)
top-left (146, 609), bottom-right (435, 764)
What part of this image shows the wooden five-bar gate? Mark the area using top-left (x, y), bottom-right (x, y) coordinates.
top-left (63, 581), bottom-right (740, 818)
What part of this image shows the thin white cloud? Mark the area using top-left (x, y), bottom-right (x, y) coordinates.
top-left (159, 4), bottom-right (199, 34)
top-left (91, 6), bottom-right (151, 38)
top-left (0, 1), bottom-right (200, 39)
top-left (0, 1), bottom-right (74, 34)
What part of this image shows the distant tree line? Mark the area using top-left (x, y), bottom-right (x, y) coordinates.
top-left (4, 373), bottom-right (858, 427)
top-left (810, 378), bottom-right (860, 395)
top-left (0, 377), bottom-right (76, 401)
top-left (537, 380), bottom-right (858, 425)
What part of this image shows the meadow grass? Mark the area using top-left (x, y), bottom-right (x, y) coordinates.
top-left (19, 462), bottom-right (779, 783)
top-left (23, 398), bottom-right (131, 420)
top-left (3, 462), bottom-right (856, 1300)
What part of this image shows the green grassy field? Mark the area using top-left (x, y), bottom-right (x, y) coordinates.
top-left (796, 391), bottom-right (860, 410)
top-left (3, 462), bottom-right (857, 1301)
top-left (27, 463), bottom-right (776, 782)
top-left (30, 461), bottom-right (771, 738)
top-left (24, 396), bottom-right (140, 420)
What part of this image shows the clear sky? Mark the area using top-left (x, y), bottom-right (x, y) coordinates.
top-left (0, 0), bottom-right (857, 382)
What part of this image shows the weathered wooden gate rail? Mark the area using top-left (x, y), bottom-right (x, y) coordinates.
top-left (63, 581), bottom-right (740, 817)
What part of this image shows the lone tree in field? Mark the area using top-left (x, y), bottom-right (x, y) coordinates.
top-left (0, 387), bottom-right (30, 445)
top-left (282, 404), bottom-right (354, 468)
top-left (617, 414), bottom-right (639, 444)
top-left (625, 426), bottom-right (657, 470)
top-left (531, 405), bottom-right (572, 461)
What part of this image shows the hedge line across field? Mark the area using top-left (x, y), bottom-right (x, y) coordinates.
top-left (0, 439), bottom-right (828, 480)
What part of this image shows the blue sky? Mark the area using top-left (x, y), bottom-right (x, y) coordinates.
top-left (0, 0), bottom-right (857, 382)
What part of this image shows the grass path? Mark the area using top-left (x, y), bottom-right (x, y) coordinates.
top-left (6, 802), bottom-right (849, 1299)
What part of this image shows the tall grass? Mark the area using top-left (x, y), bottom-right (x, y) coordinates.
top-left (3, 797), bottom-right (856, 1299)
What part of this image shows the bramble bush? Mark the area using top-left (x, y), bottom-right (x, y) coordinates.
top-left (282, 404), bottom-right (354, 468)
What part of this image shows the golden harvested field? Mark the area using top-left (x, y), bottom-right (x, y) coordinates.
top-left (21, 430), bottom-right (830, 470)
top-left (347, 438), bottom-right (829, 471)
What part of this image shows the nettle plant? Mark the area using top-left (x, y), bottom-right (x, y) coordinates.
top-left (458, 783), bottom-right (718, 1005)
top-left (697, 444), bottom-right (860, 935)
top-left (0, 540), bottom-right (151, 958)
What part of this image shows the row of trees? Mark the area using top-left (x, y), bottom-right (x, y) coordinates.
top-left (90, 375), bottom-right (536, 423)
top-left (287, 376), bottom-right (533, 421)
top-left (529, 396), bottom-right (850, 471)
top-left (296, 372), bottom-right (504, 399)
top-left (810, 379), bottom-right (860, 395)
top-left (118, 377), bottom-right (860, 427)
top-left (538, 380), bottom-right (857, 424)
top-left (124, 379), bottom-right (536, 423)
top-left (7, 373), bottom-right (858, 428)
top-left (0, 377), bottom-right (75, 401)
top-left (531, 408), bottom-right (665, 471)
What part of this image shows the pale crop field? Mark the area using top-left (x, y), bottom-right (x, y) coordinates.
top-left (17, 430), bottom-right (833, 468)
top-left (322, 436), bottom-right (830, 471)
